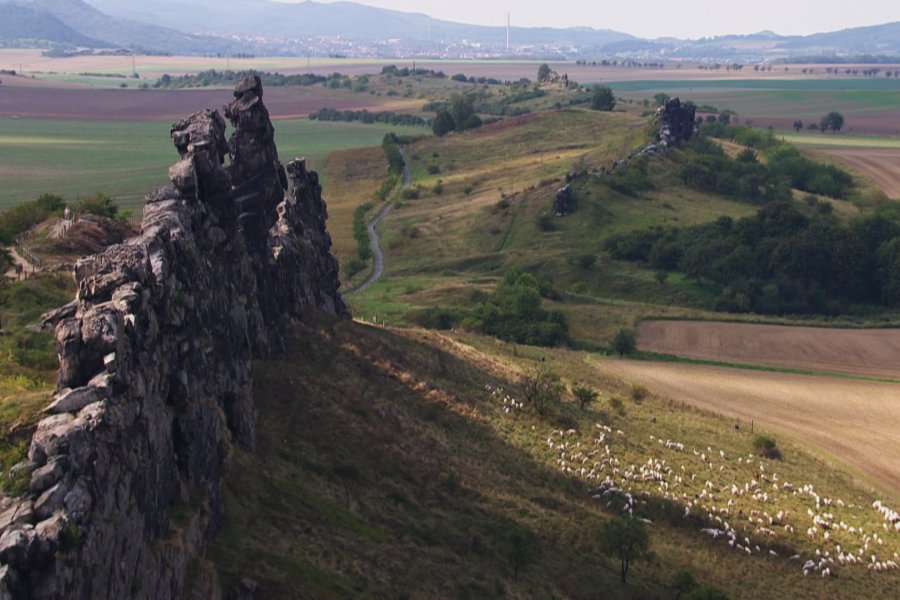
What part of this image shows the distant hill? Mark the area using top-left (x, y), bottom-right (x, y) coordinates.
top-left (0, 0), bottom-right (243, 53)
top-left (779, 21), bottom-right (900, 54)
top-left (83, 0), bottom-right (635, 48)
top-left (0, 3), bottom-right (104, 48)
top-left (0, 3), bottom-right (105, 47)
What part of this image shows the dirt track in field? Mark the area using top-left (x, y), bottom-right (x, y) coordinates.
top-left (600, 359), bottom-right (900, 497)
top-left (638, 320), bottom-right (900, 379)
top-left (817, 147), bottom-right (900, 199)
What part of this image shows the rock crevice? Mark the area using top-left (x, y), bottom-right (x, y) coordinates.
top-left (0, 77), bottom-right (347, 600)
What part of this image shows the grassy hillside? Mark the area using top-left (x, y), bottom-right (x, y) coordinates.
top-left (203, 315), bottom-right (900, 599)
top-left (344, 108), bottom-right (885, 343)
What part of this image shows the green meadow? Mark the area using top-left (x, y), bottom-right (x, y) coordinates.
top-left (0, 118), bottom-right (424, 211)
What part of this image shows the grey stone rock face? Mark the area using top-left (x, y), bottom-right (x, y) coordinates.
top-left (657, 97), bottom-right (696, 147)
top-left (0, 79), bottom-right (347, 599)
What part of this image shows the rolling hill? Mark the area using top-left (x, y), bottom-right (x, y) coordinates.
top-left (0, 3), bottom-right (105, 47)
top-left (0, 0), bottom-right (243, 53)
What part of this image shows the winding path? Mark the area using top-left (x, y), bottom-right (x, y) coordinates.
top-left (350, 152), bottom-right (410, 294)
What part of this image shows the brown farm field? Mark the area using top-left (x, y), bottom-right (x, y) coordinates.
top-left (0, 85), bottom-right (419, 120)
top-left (599, 359), bottom-right (900, 499)
top-left (809, 147), bottom-right (900, 199)
top-left (637, 320), bottom-right (900, 379)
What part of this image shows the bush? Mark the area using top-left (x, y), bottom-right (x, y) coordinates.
top-left (427, 165), bottom-right (441, 175)
top-left (75, 193), bottom-right (118, 219)
top-left (572, 384), bottom-right (598, 410)
top-left (629, 384), bottom-right (648, 403)
top-left (753, 435), bottom-right (782, 460)
top-left (537, 214), bottom-right (558, 232)
top-left (521, 368), bottom-right (564, 416)
top-left (609, 396), bottom-right (626, 416)
top-left (612, 328), bottom-right (637, 356)
top-left (568, 253), bottom-right (597, 270)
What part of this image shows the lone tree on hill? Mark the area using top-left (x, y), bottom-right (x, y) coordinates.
top-left (591, 86), bottom-right (616, 112)
top-left (820, 111), bottom-right (844, 133)
top-left (537, 63), bottom-right (552, 83)
top-left (793, 119), bottom-right (804, 132)
top-left (598, 516), bottom-right (652, 584)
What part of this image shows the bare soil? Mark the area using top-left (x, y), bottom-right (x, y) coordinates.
top-left (600, 359), bottom-right (900, 498)
top-left (0, 86), bottom-right (408, 121)
top-left (637, 320), bottom-right (900, 379)
top-left (818, 147), bottom-right (900, 199)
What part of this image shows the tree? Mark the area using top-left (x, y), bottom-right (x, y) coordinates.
top-left (591, 86), bottom-right (616, 112)
top-left (572, 384), bottom-right (598, 410)
top-left (449, 93), bottom-right (475, 131)
top-left (537, 63), bottom-right (551, 83)
top-left (432, 109), bottom-right (455, 137)
top-left (597, 516), bottom-right (652, 584)
top-left (611, 328), bottom-right (636, 356)
top-left (820, 111), bottom-right (844, 133)
top-left (505, 529), bottom-right (537, 581)
top-left (521, 367), bottom-right (564, 416)
top-left (653, 92), bottom-right (670, 106)
top-left (793, 119), bottom-right (804, 132)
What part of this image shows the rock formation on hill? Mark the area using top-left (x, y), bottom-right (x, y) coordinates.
top-left (657, 97), bottom-right (696, 147)
top-left (0, 76), bottom-right (347, 600)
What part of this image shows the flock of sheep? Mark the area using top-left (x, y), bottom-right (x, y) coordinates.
top-left (484, 383), bottom-right (900, 580)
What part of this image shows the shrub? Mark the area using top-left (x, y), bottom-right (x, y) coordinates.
top-left (612, 328), bottom-right (637, 356)
top-left (568, 253), bottom-right (597, 270)
top-left (427, 165), bottom-right (441, 175)
top-left (609, 396), bottom-right (626, 416)
top-left (572, 384), bottom-right (599, 410)
top-left (629, 384), bottom-right (648, 403)
top-left (521, 368), bottom-right (564, 416)
top-left (75, 193), bottom-right (118, 218)
top-left (537, 214), bottom-right (558, 232)
top-left (753, 435), bottom-right (782, 460)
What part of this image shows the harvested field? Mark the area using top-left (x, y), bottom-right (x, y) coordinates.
top-left (0, 86), bottom-right (416, 121)
top-left (637, 320), bottom-right (900, 379)
top-left (813, 147), bottom-right (900, 199)
top-left (599, 359), bottom-right (900, 498)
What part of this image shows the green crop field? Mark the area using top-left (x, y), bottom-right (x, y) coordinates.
top-left (0, 118), bottom-right (425, 211)
top-left (609, 78), bottom-right (900, 92)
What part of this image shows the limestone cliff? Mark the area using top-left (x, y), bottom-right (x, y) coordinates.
top-left (0, 77), bottom-right (347, 600)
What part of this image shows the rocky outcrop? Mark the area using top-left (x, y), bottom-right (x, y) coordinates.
top-left (554, 184), bottom-right (573, 216)
top-left (657, 97), bottom-right (696, 147)
top-left (0, 77), bottom-right (347, 600)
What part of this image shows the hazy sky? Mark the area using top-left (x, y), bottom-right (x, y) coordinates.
top-left (278, 0), bottom-right (899, 39)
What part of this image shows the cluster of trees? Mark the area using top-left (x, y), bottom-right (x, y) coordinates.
top-left (309, 108), bottom-right (428, 127)
top-left (465, 268), bottom-right (569, 346)
top-left (450, 73), bottom-right (503, 85)
top-left (153, 70), bottom-right (354, 90)
top-left (381, 133), bottom-right (405, 176)
top-left (606, 202), bottom-right (900, 314)
top-left (344, 202), bottom-right (374, 277)
top-left (678, 130), bottom-right (853, 200)
top-left (381, 65), bottom-right (445, 78)
top-left (792, 112), bottom-right (845, 133)
top-left (431, 94), bottom-right (483, 136)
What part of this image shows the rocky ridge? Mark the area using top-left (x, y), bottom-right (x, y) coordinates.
top-left (0, 77), bottom-right (347, 599)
